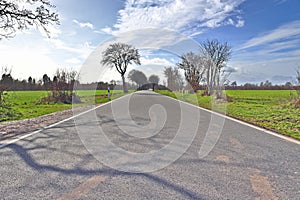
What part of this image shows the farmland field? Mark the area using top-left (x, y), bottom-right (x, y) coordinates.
top-left (1, 90), bottom-right (125, 122)
top-left (156, 90), bottom-right (300, 140)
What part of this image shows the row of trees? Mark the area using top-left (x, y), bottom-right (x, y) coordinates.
top-left (159, 40), bottom-right (232, 98)
top-left (101, 40), bottom-right (231, 98)
top-left (101, 41), bottom-right (300, 101)
top-left (0, 68), bottom-right (79, 104)
top-left (101, 42), bottom-right (162, 92)
top-left (163, 67), bottom-right (184, 91)
top-left (128, 69), bottom-right (160, 87)
top-left (177, 40), bottom-right (231, 98)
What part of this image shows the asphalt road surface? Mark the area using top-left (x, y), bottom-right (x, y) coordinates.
top-left (0, 91), bottom-right (299, 199)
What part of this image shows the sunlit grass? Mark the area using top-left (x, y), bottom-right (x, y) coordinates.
top-left (156, 90), bottom-right (300, 140)
top-left (1, 90), bottom-right (128, 121)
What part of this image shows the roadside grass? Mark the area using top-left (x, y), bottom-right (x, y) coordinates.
top-left (1, 90), bottom-right (128, 122)
top-left (156, 90), bottom-right (300, 140)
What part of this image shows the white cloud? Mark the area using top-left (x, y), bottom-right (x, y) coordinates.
top-left (108, 0), bottom-right (245, 36)
top-left (239, 20), bottom-right (300, 50)
top-left (101, 27), bottom-right (113, 35)
top-left (235, 18), bottom-right (245, 27)
top-left (65, 58), bottom-right (82, 64)
top-left (73, 19), bottom-right (94, 29)
top-left (225, 17), bottom-right (244, 28)
top-left (46, 38), bottom-right (96, 59)
top-left (140, 57), bottom-right (174, 66)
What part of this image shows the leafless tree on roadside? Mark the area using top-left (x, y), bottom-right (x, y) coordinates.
top-left (0, 67), bottom-right (12, 104)
top-left (177, 52), bottom-right (206, 92)
top-left (101, 43), bottom-right (141, 93)
top-left (200, 40), bottom-right (231, 98)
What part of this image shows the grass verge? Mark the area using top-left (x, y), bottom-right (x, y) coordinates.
top-left (156, 90), bottom-right (300, 140)
top-left (1, 90), bottom-right (129, 122)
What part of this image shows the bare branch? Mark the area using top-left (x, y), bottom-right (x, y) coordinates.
top-left (177, 52), bottom-right (206, 92)
top-left (0, 0), bottom-right (59, 39)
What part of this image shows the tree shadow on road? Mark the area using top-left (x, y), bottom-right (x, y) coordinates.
top-left (5, 138), bottom-right (204, 199)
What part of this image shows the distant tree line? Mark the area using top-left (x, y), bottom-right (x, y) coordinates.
top-left (0, 68), bottom-right (81, 104)
top-left (225, 80), bottom-right (299, 90)
top-left (0, 71), bottom-right (74, 91)
top-left (1, 69), bottom-right (299, 92)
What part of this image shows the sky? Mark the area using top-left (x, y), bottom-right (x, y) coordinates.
top-left (0, 0), bottom-right (300, 85)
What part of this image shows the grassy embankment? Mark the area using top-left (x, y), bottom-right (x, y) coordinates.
top-left (1, 90), bottom-right (125, 122)
top-left (156, 90), bottom-right (300, 140)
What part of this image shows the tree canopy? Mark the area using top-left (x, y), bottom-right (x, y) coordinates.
top-left (163, 67), bottom-right (184, 91)
top-left (128, 69), bottom-right (147, 87)
top-left (148, 74), bottom-right (160, 85)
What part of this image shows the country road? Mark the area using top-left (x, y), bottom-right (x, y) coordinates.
top-left (0, 91), bottom-right (299, 199)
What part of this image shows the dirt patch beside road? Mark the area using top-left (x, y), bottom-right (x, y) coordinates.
top-left (0, 105), bottom-right (96, 141)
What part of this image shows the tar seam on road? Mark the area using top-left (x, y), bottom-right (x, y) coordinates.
top-left (0, 91), bottom-right (299, 149)
top-left (57, 175), bottom-right (106, 200)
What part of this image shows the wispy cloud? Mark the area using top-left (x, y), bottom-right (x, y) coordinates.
top-left (46, 38), bottom-right (96, 59)
top-left (140, 57), bottom-right (174, 66)
top-left (73, 19), bottom-right (94, 29)
top-left (106, 0), bottom-right (245, 36)
top-left (238, 20), bottom-right (300, 50)
top-left (233, 20), bottom-right (300, 73)
top-left (65, 58), bottom-right (82, 64)
top-left (230, 20), bottom-right (300, 84)
top-left (274, 0), bottom-right (287, 5)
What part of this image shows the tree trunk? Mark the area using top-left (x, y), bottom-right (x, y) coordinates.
top-left (121, 75), bottom-right (128, 93)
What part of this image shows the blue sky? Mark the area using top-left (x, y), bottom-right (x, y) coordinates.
top-left (0, 0), bottom-right (300, 85)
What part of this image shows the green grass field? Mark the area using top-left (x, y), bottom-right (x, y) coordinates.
top-left (1, 90), bottom-right (126, 122)
top-left (156, 90), bottom-right (300, 140)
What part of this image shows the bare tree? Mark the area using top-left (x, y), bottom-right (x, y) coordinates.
top-left (163, 66), bottom-right (184, 91)
top-left (128, 69), bottom-right (148, 87)
top-left (200, 40), bottom-right (231, 97)
top-left (101, 43), bottom-right (141, 93)
top-left (41, 68), bottom-right (80, 104)
top-left (296, 67), bottom-right (300, 96)
top-left (295, 67), bottom-right (300, 107)
top-left (0, 67), bottom-right (12, 104)
top-left (297, 67), bottom-right (300, 85)
top-left (177, 52), bottom-right (206, 92)
top-left (0, 0), bottom-right (59, 39)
